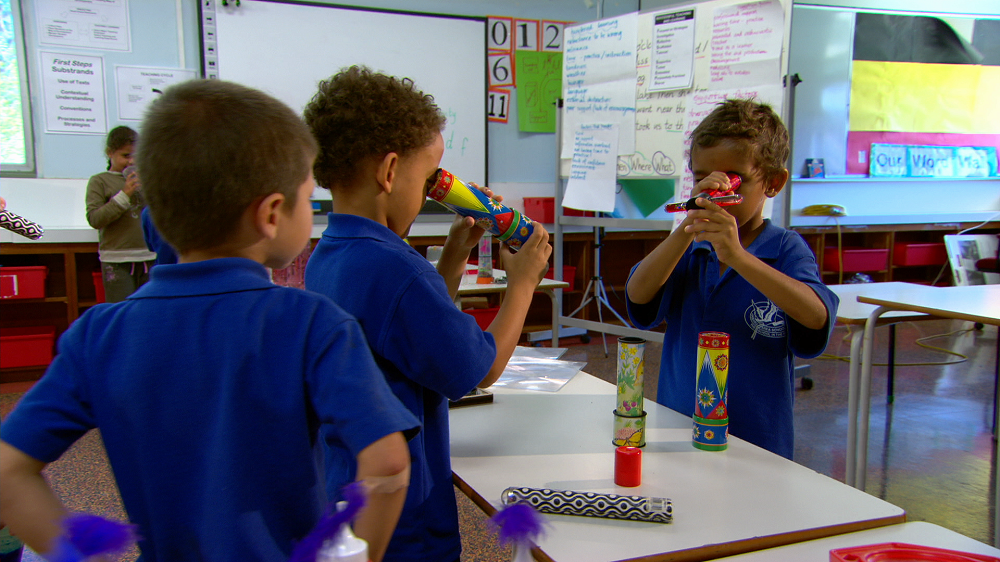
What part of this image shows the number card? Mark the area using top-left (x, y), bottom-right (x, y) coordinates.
top-left (514, 19), bottom-right (540, 51)
top-left (488, 52), bottom-right (514, 87)
top-left (488, 88), bottom-right (511, 123)
top-left (541, 21), bottom-right (566, 52)
top-left (487, 17), bottom-right (513, 52)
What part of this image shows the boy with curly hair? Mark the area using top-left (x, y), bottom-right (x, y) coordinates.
top-left (303, 66), bottom-right (551, 561)
top-left (0, 79), bottom-right (418, 562)
top-left (626, 98), bottom-right (838, 459)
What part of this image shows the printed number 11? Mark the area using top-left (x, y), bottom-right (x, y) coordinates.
top-left (488, 91), bottom-right (509, 122)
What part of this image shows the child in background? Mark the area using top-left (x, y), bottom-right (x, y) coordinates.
top-left (625, 98), bottom-right (839, 459)
top-left (85, 126), bottom-right (157, 302)
top-left (141, 207), bottom-right (178, 265)
top-left (302, 65), bottom-right (551, 562)
top-left (0, 79), bottom-right (418, 562)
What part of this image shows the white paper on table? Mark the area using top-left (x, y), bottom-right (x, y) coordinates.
top-left (563, 123), bottom-right (619, 213)
top-left (492, 348), bottom-right (585, 392)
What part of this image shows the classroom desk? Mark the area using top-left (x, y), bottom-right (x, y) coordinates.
top-left (457, 271), bottom-right (570, 345)
top-left (451, 372), bottom-right (905, 562)
top-left (849, 284), bottom-right (1000, 545)
top-left (710, 521), bottom-right (1000, 561)
top-left (827, 283), bottom-right (932, 488)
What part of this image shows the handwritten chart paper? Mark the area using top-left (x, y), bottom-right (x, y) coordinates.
top-left (650, 10), bottom-right (696, 92)
top-left (562, 14), bottom-right (638, 158)
top-left (709, 0), bottom-right (783, 89)
top-left (564, 123), bottom-right (619, 213)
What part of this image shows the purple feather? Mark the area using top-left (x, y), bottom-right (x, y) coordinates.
top-left (288, 481), bottom-right (367, 562)
top-left (48, 514), bottom-right (139, 562)
top-left (489, 502), bottom-right (546, 546)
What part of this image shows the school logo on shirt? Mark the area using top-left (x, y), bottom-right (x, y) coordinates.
top-left (744, 299), bottom-right (785, 339)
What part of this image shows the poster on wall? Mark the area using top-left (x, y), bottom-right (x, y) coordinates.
top-left (35, 0), bottom-right (132, 52)
top-left (39, 52), bottom-right (107, 135)
top-left (115, 66), bottom-right (197, 121)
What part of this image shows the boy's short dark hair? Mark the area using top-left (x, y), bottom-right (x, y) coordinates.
top-left (303, 65), bottom-right (446, 190)
top-left (688, 98), bottom-right (789, 184)
top-left (137, 79), bottom-right (318, 253)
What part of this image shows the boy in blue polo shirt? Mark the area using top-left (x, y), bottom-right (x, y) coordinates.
top-left (626, 98), bottom-right (839, 459)
top-left (302, 66), bottom-right (552, 562)
top-left (0, 79), bottom-right (418, 562)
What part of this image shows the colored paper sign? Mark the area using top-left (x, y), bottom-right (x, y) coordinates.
top-left (870, 144), bottom-right (998, 177)
top-left (515, 51), bottom-right (562, 133)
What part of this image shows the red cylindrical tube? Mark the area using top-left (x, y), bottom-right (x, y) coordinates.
top-left (614, 446), bottom-right (642, 487)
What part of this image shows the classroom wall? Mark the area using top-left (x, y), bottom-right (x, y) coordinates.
top-left (15, 0), bottom-right (638, 185)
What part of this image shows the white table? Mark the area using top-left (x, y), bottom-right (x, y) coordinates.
top-left (451, 373), bottom-right (905, 562)
top-left (827, 283), bottom-right (932, 487)
top-left (851, 284), bottom-right (1000, 544)
top-left (457, 271), bottom-right (570, 345)
top-left (710, 521), bottom-right (1000, 561)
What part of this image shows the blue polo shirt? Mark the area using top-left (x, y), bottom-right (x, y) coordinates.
top-left (306, 213), bottom-right (496, 562)
top-left (1, 258), bottom-right (419, 562)
top-left (627, 220), bottom-right (839, 459)
top-left (141, 207), bottom-right (178, 265)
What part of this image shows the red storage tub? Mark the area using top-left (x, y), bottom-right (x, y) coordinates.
top-left (93, 270), bottom-right (106, 303)
top-left (523, 197), bottom-right (594, 224)
top-left (0, 266), bottom-right (48, 299)
top-left (893, 242), bottom-right (947, 266)
top-left (544, 265), bottom-right (577, 291)
top-left (0, 326), bottom-right (56, 369)
top-left (463, 307), bottom-right (499, 330)
top-left (823, 247), bottom-right (889, 272)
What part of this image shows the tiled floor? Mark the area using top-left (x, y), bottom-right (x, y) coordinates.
top-left (1, 318), bottom-right (996, 560)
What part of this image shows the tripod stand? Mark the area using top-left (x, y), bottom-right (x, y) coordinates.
top-left (565, 226), bottom-right (628, 356)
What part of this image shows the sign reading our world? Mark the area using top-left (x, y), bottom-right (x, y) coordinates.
top-left (869, 144), bottom-right (998, 178)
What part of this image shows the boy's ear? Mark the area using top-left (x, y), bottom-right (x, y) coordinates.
top-left (253, 193), bottom-right (286, 240)
top-left (765, 168), bottom-right (790, 198)
top-left (375, 152), bottom-right (400, 194)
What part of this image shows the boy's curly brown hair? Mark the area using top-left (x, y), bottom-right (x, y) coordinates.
top-left (304, 65), bottom-right (447, 190)
top-left (687, 98), bottom-right (789, 185)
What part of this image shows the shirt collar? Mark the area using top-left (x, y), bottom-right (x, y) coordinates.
top-left (692, 218), bottom-right (784, 259)
top-left (129, 257), bottom-right (274, 299)
top-left (321, 213), bottom-right (410, 249)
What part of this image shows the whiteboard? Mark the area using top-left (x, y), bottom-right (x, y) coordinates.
top-left (203, 0), bottom-right (487, 183)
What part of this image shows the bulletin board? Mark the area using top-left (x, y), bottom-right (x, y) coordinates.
top-left (200, 0), bottom-right (487, 184)
top-left (558, 0), bottom-right (791, 218)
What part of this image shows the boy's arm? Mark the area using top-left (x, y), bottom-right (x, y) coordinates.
top-left (0, 441), bottom-right (66, 556)
top-left (626, 215), bottom-right (697, 305)
top-left (480, 225), bottom-right (552, 388)
top-left (436, 215), bottom-right (482, 300)
top-left (725, 250), bottom-right (829, 329)
top-left (686, 201), bottom-right (829, 330)
top-left (352, 432), bottom-right (411, 562)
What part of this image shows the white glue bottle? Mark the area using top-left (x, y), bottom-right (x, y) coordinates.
top-left (315, 502), bottom-right (368, 562)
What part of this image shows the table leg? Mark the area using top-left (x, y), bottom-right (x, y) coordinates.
top-left (846, 328), bottom-right (863, 488)
top-left (544, 289), bottom-right (560, 347)
top-left (856, 306), bottom-right (890, 492)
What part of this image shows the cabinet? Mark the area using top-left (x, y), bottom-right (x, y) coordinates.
top-left (407, 229), bottom-right (669, 336)
top-left (0, 242), bottom-right (101, 382)
top-left (792, 222), bottom-right (1000, 286)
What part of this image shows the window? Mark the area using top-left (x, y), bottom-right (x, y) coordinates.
top-left (1, 0), bottom-right (34, 174)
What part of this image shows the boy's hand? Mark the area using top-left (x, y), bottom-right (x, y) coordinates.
top-left (500, 224), bottom-right (551, 292)
top-left (693, 171), bottom-right (737, 198)
top-left (684, 198), bottom-right (745, 264)
top-left (443, 182), bottom-right (500, 253)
